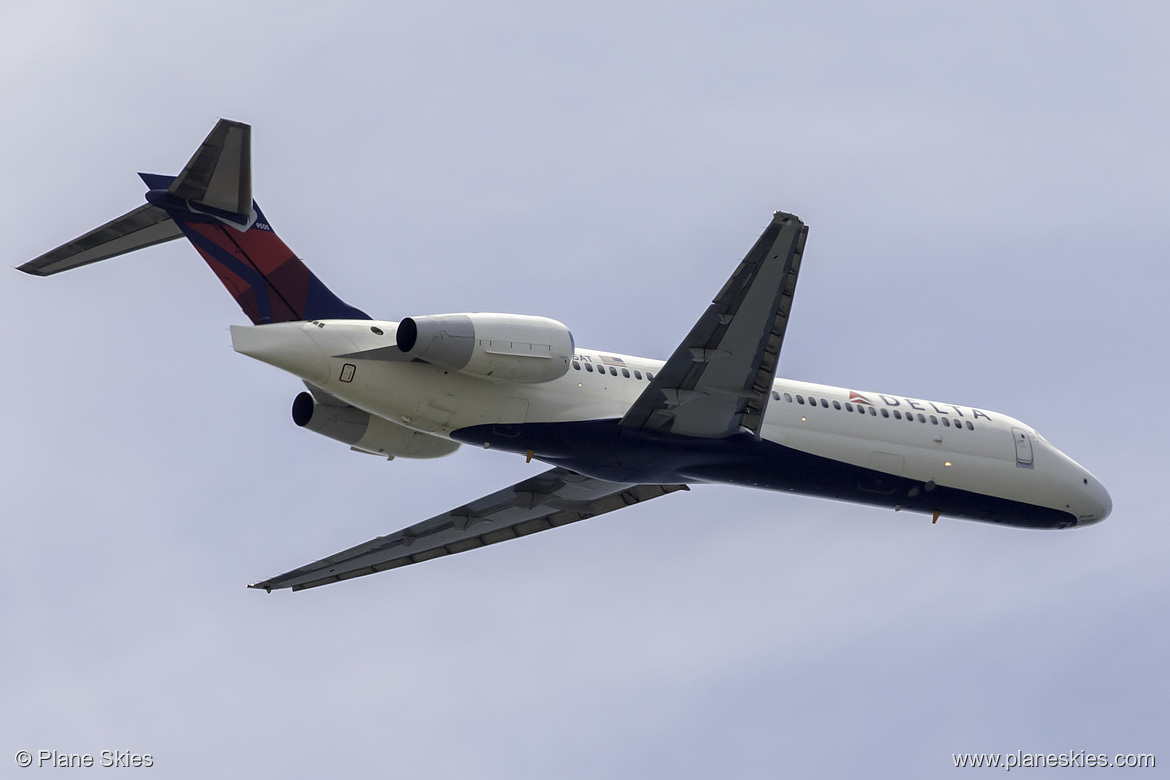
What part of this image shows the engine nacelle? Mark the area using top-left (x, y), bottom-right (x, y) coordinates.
top-left (291, 392), bottom-right (460, 459)
top-left (396, 313), bottom-right (573, 383)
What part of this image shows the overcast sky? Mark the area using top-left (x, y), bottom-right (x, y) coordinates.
top-left (3, 1), bottom-right (1167, 777)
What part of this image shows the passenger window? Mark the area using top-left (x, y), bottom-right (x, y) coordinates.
top-left (622, 368), bottom-right (630, 378)
top-left (646, 372), bottom-right (655, 381)
top-left (880, 408), bottom-right (889, 418)
top-left (930, 415), bottom-right (938, 425)
top-left (634, 370), bottom-right (642, 380)
top-left (844, 403), bottom-right (853, 412)
top-left (608, 366), bottom-right (617, 376)
top-left (893, 410), bottom-right (902, 420)
top-left (796, 395), bottom-right (805, 405)
top-left (808, 396), bottom-right (817, 406)
top-left (820, 398), bottom-right (829, 408)
top-left (868, 406), bottom-right (876, 416)
top-left (918, 413), bottom-right (926, 423)
top-left (832, 400), bottom-right (841, 410)
top-left (584, 363), bottom-right (594, 372)
top-left (572, 361), bottom-right (580, 370)
top-left (771, 390), bottom-right (780, 400)
top-left (942, 417), bottom-right (950, 427)
top-left (784, 392), bottom-right (793, 402)
top-left (966, 421), bottom-right (974, 430)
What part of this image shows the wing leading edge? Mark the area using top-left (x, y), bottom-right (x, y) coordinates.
top-left (620, 212), bottom-right (807, 439)
top-left (250, 467), bottom-right (688, 591)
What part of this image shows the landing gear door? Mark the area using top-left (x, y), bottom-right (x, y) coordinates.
top-left (1011, 427), bottom-right (1034, 466)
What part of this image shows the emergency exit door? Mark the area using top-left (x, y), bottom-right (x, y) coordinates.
top-left (1011, 427), bottom-right (1033, 466)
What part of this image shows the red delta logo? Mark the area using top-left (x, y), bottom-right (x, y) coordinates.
top-left (848, 391), bottom-right (873, 405)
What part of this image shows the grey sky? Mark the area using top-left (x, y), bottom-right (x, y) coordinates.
top-left (3, 1), bottom-right (1167, 776)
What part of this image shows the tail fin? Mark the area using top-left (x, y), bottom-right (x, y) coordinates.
top-left (19, 119), bottom-right (369, 324)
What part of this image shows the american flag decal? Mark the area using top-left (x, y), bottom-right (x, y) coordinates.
top-left (600, 355), bottom-right (627, 366)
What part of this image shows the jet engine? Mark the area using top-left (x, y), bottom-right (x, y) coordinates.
top-left (292, 392), bottom-right (460, 459)
top-left (396, 313), bottom-right (573, 383)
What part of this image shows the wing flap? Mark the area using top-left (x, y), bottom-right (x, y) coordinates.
top-left (620, 212), bottom-right (806, 439)
top-left (250, 468), bottom-right (688, 591)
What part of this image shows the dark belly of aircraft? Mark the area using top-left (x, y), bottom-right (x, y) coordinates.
top-left (451, 419), bottom-right (1077, 530)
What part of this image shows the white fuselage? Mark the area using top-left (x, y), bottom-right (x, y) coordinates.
top-left (232, 319), bottom-right (1112, 528)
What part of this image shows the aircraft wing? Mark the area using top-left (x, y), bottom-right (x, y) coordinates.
top-left (619, 211), bottom-right (807, 439)
top-left (249, 467), bottom-right (688, 591)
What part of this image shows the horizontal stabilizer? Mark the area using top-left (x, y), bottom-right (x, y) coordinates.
top-left (18, 203), bottom-right (183, 276)
top-left (167, 119), bottom-right (253, 220)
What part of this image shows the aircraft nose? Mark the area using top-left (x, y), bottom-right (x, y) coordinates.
top-left (230, 323), bottom-right (329, 382)
top-left (1077, 472), bottom-right (1112, 526)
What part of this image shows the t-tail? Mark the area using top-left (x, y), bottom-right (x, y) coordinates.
top-left (18, 119), bottom-right (369, 324)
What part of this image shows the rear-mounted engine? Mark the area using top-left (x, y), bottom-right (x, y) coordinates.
top-left (396, 313), bottom-right (574, 383)
top-left (292, 392), bottom-right (459, 460)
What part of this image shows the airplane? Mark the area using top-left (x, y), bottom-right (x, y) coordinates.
top-left (19, 119), bottom-right (1112, 592)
